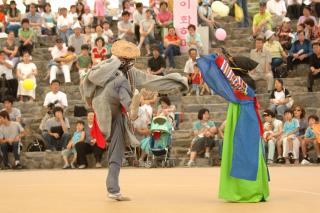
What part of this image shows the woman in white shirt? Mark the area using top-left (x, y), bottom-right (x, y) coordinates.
top-left (16, 51), bottom-right (37, 102)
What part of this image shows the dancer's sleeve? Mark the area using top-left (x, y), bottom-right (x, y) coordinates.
top-left (132, 67), bottom-right (189, 94)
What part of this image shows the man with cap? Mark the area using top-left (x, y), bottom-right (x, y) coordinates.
top-left (252, 1), bottom-right (272, 38)
top-left (68, 22), bottom-right (86, 55)
top-left (81, 40), bottom-right (188, 201)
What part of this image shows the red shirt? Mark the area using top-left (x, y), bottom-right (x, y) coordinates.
top-left (165, 34), bottom-right (180, 42)
top-left (191, 72), bottom-right (202, 85)
top-left (92, 47), bottom-right (107, 60)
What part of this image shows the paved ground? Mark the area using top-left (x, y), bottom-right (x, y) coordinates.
top-left (1, 167), bottom-right (320, 213)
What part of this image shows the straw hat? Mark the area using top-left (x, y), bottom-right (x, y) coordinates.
top-left (111, 40), bottom-right (141, 59)
top-left (265, 30), bottom-right (275, 40)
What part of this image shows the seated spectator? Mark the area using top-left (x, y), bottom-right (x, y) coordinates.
top-left (18, 18), bottom-right (34, 56)
top-left (156, 1), bottom-right (173, 35)
top-left (90, 25), bottom-right (108, 48)
top-left (91, 37), bottom-right (107, 65)
top-left (266, 0), bottom-right (286, 28)
top-left (147, 46), bottom-right (166, 76)
top-left (1, 96), bottom-right (21, 123)
top-left (304, 18), bottom-right (320, 42)
top-left (75, 111), bottom-right (106, 169)
top-left (291, 23), bottom-right (305, 44)
top-left (301, 115), bottom-right (320, 164)
top-left (0, 5), bottom-right (5, 32)
top-left (68, 22), bottom-right (86, 55)
top-left (269, 79), bottom-right (292, 117)
top-left (43, 79), bottom-right (68, 110)
top-left (3, 31), bottom-right (20, 67)
top-left (156, 96), bottom-right (176, 127)
top-left (186, 24), bottom-right (203, 55)
top-left (252, 1), bottom-right (272, 38)
top-left (6, 1), bottom-right (21, 37)
top-left (0, 50), bottom-right (18, 99)
top-left (81, 5), bottom-right (93, 27)
top-left (198, 1), bottom-right (217, 46)
top-left (49, 46), bottom-right (76, 84)
top-left (42, 106), bottom-right (71, 151)
top-left (133, 2), bottom-right (144, 42)
top-left (308, 42), bottom-right (320, 92)
top-left (122, 0), bottom-right (135, 20)
top-left (41, 3), bottom-right (56, 35)
top-left (48, 38), bottom-right (67, 80)
top-left (250, 37), bottom-right (274, 93)
top-left (163, 27), bottom-right (181, 70)
top-left (69, 5), bottom-right (79, 26)
top-left (293, 106), bottom-right (308, 141)
top-left (24, 0), bottom-right (39, 13)
top-left (77, 44), bottom-right (92, 82)
top-left (117, 11), bottom-right (134, 42)
top-left (277, 17), bottom-right (292, 51)
top-left (263, 109), bottom-right (283, 164)
top-left (16, 51), bottom-right (37, 102)
top-left (263, 30), bottom-right (287, 76)
top-left (297, 6), bottom-right (317, 26)
top-left (187, 108), bottom-right (217, 167)
top-left (94, 0), bottom-right (107, 25)
top-left (184, 48), bottom-right (199, 91)
top-left (103, 21), bottom-right (113, 39)
top-left (287, 31), bottom-right (312, 72)
top-left (84, 26), bottom-right (92, 46)
top-left (0, 111), bottom-right (26, 169)
top-left (62, 120), bottom-right (86, 169)
top-left (1, 0), bottom-right (10, 13)
top-left (138, 9), bottom-right (155, 56)
top-left (287, 0), bottom-right (302, 20)
top-left (281, 109), bottom-right (300, 164)
top-left (26, 3), bottom-right (42, 41)
top-left (57, 7), bottom-right (73, 45)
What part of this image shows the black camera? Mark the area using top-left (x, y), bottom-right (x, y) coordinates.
top-left (47, 100), bottom-right (59, 114)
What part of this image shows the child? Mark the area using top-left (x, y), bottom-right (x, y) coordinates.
top-left (62, 120), bottom-right (86, 169)
top-left (301, 115), bottom-right (319, 164)
top-left (84, 26), bottom-right (92, 47)
top-left (186, 24), bottom-right (203, 55)
top-left (103, 21), bottom-right (114, 39)
top-left (60, 46), bottom-right (77, 66)
top-left (282, 109), bottom-right (300, 164)
top-left (76, 44), bottom-right (92, 82)
top-left (189, 63), bottom-right (202, 96)
top-left (263, 123), bottom-right (274, 143)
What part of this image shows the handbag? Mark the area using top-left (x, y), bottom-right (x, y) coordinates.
top-left (234, 3), bottom-right (244, 22)
top-left (74, 105), bottom-right (88, 117)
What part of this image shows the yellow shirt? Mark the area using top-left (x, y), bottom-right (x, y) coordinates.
top-left (253, 12), bottom-right (272, 29)
top-left (263, 41), bottom-right (284, 58)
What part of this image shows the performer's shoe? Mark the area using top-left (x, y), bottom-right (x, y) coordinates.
top-left (108, 193), bottom-right (131, 201)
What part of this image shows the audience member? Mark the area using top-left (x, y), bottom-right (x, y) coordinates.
top-left (69, 5), bottom-right (79, 26)
top-left (76, 44), bottom-right (92, 82)
top-left (156, 96), bottom-right (176, 127)
top-left (0, 5), bottom-right (5, 32)
top-left (304, 18), bottom-right (320, 42)
top-left (293, 106), bottom-right (308, 141)
top-left (237, 0), bottom-right (250, 28)
top-left (188, 63), bottom-right (202, 96)
top-left (57, 7), bottom-right (73, 45)
top-left (281, 109), bottom-right (300, 164)
top-left (0, 111), bottom-right (26, 169)
top-left (301, 115), bottom-right (320, 164)
top-left (41, 3), bottom-right (56, 35)
top-left (91, 37), bottom-right (107, 65)
top-left (287, 0), bottom-right (302, 20)
top-left (26, 3), bottom-right (42, 41)
top-left (266, 0), bottom-right (286, 27)
top-left (287, 31), bottom-right (312, 72)
top-left (249, 37), bottom-right (274, 93)
top-left (68, 22), bottom-right (86, 55)
top-left (103, 21), bottom-right (113, 39)
top-left (42, 106), bottom-right (71, 151)
top-left (75, 111), bottom-right (106, 169)
top-left (277, 17), bottom-right (292, 51)
top-left (6, 1), bottom-right (22, 37)
top-left (263, 109), bottom-right (283, 164)
top-left (187, 108), bottom-right (217, 167)
top-left (117, 11), bottom-right (134, 42)
top-left (186, 24), bottom-right (203, 54)
top-left (147, 46), bottom-right (166, 76)
top-left (297, 6), bottom-right (317, 26)
top-left (133, 2), bottom-right (144, 42)
top-left (16, 51), bottom-right (37, 102)
top-left (156, 1), bottom-right (173, 38)
top-left (308, 42), bottom-right (320, 92)
top-left (81, 5), bottom-right (93, 27)
top-left (252, 1), bottom-right (272, 38)
top-left (138, 9), bottom-right (155, 56)
top-left (0, 50), bottom-right (18, 99)
top-left (94, 0), bottom-right (106, 25)
top-left (18, 18), bottom-right (34, 55)
top-left (1, 96), bottom-right (21, 123)
top-left (269, 79), bottom-right (292, 117)
top-left (62, 120), bottom-right (86, 169)
top-left (43, 79), bottom-right (68, 110)
top-left (163, 27), bottom-right (181, 70)
top-left (90, 25), bottom-right (108, 47)
top-left (198, 1), bottom-right (217, 46)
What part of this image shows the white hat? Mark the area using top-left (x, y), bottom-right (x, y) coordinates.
top-left (282, 17), bottom-right (291, 23)
top-left (72, 21), bottom-right (81, 30)
top-left (304, 0), bottom-right (312, 6)
top-left (265, 30), bottom-right (275, 40)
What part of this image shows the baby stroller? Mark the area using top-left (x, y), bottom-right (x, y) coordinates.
top-left (141, 116), bottom-right (175, 168)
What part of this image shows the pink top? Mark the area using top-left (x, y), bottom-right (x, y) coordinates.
top-left (157, 11), bottom-right (172, 24)
top-left (95, 0), bottom-right (105, 17)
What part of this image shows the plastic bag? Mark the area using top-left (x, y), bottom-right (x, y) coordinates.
top-left (234, 3), bottom-right (244, 22)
